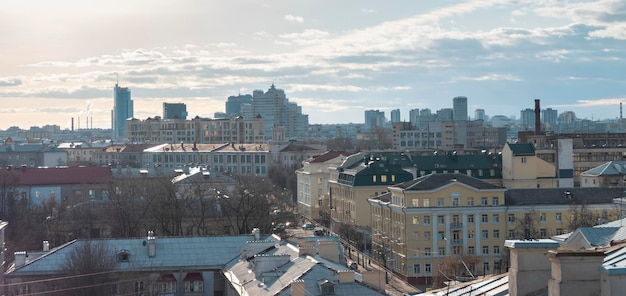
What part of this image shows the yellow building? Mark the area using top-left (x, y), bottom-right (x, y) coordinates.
top-left (501, 142), bottom-right (558, 188)
top-left (296, 151), bottom-right (352, 221)
top-left (329, 153), bottom-right (414, 231)
top-left (369, 173), bottom-right (621, 286)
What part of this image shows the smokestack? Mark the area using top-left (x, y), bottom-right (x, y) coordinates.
top-left (71, 117), bottom-right (74, 131)
top-left (534, 99), bottom-right (541, 135)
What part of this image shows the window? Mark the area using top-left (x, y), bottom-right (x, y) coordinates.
top-left (468, 230), bottom-right (475, 239)
top-left (483, 262), bottom-right (490, 274)
top-left (381, 175), bottom-right (387, 182)
top-left (481, 197), bottom-right (488, 206)
top-left (493, 230), bottom-right (500, 239)
top-left (468, 197), bottom-right (474, 206)
top-left (185, 281), bottom-right (203, 292)
top-left (452, 197), bottom-right (460, 206)
top-left (414, 232), bottom-right (419, 240)
top-left (135, 282), bottom-right (144, 294)
top-left (556, 212), bottom-right (562, 222)
top-left (320, 283), bottom-right (335, 295)
top-left (492, 197), bottom-right (499, 206)
top-left (540, 228), bottom-right (547, 238)
top-left (413, 264), bottom-right (421, 275)
top-left (468, 246), bottom-right (475, 254)
top-left (412, 216), bottom-right (419, 225)
top-left (482, 246), bottom-right (489, 254)
top-left (556, 228), bottom-right (563, 235)
top-left (540, 213), bottom-right (546, 223)
top-left (493, 246), bottom-right (500, 254)
top-left (508, 214), bottom-right (515, 223)
top-left (482, 230), bottom-right (489, 239)
top-left (159, 282), bottom-right (176, 294)
top-left (438, 248), bottom-right (445, 256)
top-left (438, 215), bottom-right (445, 224)
top-left (438, 231), bottom-right (445, 240)
top-left (508, 230), bottom-right (515, 238)
top-left (425, 248), bottom-right (431, 256)
top-left (424, 216), bottom-right (431, 225)
top-left (437, 198), bottom-right (444, 207)
top-left (423, 199), bottom-right (430, 207)
top-left (481, 214), bottom-right (488, 223)
top-left (424, 231), bottom-right (431, 241)
top-left (412, 199), bottom-right (418, 207)
top-left (425, 264), bottom-right (432, 274)
top-left (467, 215), bottom-right (475, 223)
top-left (492, 214), bottom-right (499, 223)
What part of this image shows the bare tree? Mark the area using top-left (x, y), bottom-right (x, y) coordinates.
top-left (217, 175), bottom-right (291, 234)
top-left (145, 177), bottom-right (187, 236)
top-left (511, 210), bottom-right (541, 240)
top-left (103, 177), bottom-right (153, 238)
top-left (61, 240), bottom-right (117, 296)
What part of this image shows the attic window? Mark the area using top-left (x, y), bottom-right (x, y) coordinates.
top-left (117, 249), bottom-right (130, 262)
top-left (318, 280), bottom-right (335, 296)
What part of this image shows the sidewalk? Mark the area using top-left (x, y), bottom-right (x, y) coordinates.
top-left (344, 244), bottom-right (421, 295)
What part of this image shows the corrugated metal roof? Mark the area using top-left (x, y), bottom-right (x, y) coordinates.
top-left (7, 235), bottom-right (259, 276)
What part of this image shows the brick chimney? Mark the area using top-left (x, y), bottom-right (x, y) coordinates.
top-left (534, 99), bottom-right (541, 135)
top-left (547, 249), bottom-right (605, 296)
top-left (505, 239), bottom-right (559, 296)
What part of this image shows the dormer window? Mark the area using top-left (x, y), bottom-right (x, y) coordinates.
top-left (117, 249), bottom-right (130, 262)
top-left (318, 279), bottom-right (335, 296)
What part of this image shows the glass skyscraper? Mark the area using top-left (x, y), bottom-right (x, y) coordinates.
top-left (112, 83), bottom-right (133, 138)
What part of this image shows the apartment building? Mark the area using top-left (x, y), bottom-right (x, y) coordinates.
top-left (368, 173), bottom-right (620, 285)
top-left (392, 121), bottom-right (507, 151)
top-left (296, 151), bottom-right (352, 221)
top-left (57, 141), bottom-right (110, 166)
top-left (127, 116), bottom-right (266, 144)
top-left (329, 153), bottom-right (415, 230)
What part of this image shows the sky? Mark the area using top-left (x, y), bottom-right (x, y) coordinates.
top-left (1, 0), bottom-right (626, 130)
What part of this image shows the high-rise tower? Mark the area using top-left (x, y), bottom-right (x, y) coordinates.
top-left (163, 102), bottom-right (188, 119)
top-left (453, 96), bottom-right (468, 121)
top-left (112, 83), bottom-right (133, 138)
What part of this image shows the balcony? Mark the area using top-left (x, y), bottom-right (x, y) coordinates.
top-left (450, 222), bottom-right (463, 229)
top-left (450, 239), bottom-right (463, 246)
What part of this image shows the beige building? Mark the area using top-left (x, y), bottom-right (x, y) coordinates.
top-left (501, 142), bottom-right (558, 188)
top-left (580, 160), bottom-right (626, 188)
top-left (329, 153), bottom-right (415, 230)
top-left (296, 151), bottom-right (352, 221)
top-left (369, 174), bottom-right (621, 286)
top-left (127, 116), bottom-right (265, 144)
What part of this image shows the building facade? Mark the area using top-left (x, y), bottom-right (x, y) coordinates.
top-left (453, 96), bottom-right (468, 121)
top-left (240, 84), bottom-right (309, 140)
top-left (369, 176), bottom-right (620, 285)
top-left (112, 83), bottom-right (133, 138)
top-left (163, 103), bottom-right (188, 120)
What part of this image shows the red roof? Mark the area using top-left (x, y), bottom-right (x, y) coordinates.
top-left (10, 167), bottom-right (112, 186)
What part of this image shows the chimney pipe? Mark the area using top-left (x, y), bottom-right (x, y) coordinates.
top-left (147, 231), bottom-right (156, 257)
top-left (534, 99), bottom-right (541, 135)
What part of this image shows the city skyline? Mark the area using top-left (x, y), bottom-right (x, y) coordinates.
top-left (1, 0), bottom-right (626, 130)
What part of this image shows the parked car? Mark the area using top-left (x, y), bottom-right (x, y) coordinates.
top-left (347, 261), bottom-right (358, 271)
top-left (302, 223), bottom-right (315, 230)
top-left (314, 229), bottom-right (324, 236)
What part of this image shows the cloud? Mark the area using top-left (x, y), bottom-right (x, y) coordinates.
top-left (0, 78), bottom-right (22, 87)
top-left (284, 14), bottom-right (304, 23)
top-left (550, 97), bottom-right (626, 109)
